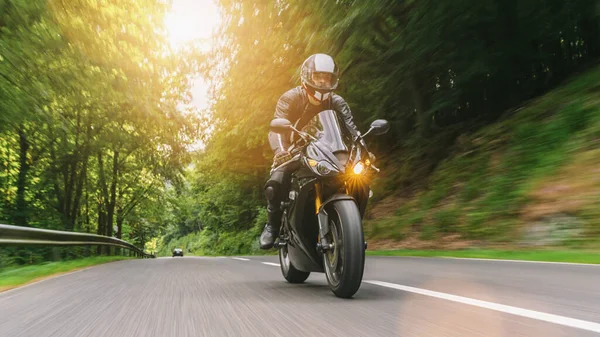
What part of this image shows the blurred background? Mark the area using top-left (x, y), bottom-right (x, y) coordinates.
top-left (1, 0), bottom-right (600, 269)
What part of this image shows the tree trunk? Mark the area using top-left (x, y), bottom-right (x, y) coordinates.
top-left (49, 129), bottom-right (65, 222)
top-left (14, 126), bottom-right (30, 227)
top-left (116, 206), bottom-right (123, 239)
top-left (64, 156), bottom-right (77, 230)
top-left (63, 112), bottom-right (82, 231)
top-left (97, 151), bottom-right (109, 235)
top-left (115, 183), bottom-right (153, 240)
top-left (70, 126), bottom-right (91, 232)
top-left (96, 208), bottom-right (108, 255)
top-left (106, 150), bottom-right (119, 238)
top-left (2, 138), bottom-right (11, 213)
top-left (85, 174), bottom-right (90, 233)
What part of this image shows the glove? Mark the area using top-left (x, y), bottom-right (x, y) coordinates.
top-left (273, 151), bottom-right (292, 166)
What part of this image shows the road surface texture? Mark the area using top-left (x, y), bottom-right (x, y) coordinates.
top-left (1, 255), bottom-right (599, 337)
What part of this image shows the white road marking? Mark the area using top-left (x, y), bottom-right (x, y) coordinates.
top-left (262, 262), bottom-right (280, 267)
top-left (364, 280), bottom-right (600, 334)
top-left (232, 257), bottom-right (250, 261)
top-left (438, 256), bottom-right (599, 266)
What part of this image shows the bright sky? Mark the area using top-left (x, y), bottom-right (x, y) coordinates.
top-left (165, 0), bottom-right (221, 111)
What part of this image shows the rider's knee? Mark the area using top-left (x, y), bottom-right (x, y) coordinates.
top-left (265, 167), bottom-right (294, 203)
top-left (264, 170), bottom-right (286, 200)
top-left (265, 185), bottom-right (276, 201)
top-left (264, 180), bottom-right (281, 202)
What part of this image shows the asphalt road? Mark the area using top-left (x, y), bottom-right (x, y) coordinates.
top-left (1, 255), bottom-right (599, 337)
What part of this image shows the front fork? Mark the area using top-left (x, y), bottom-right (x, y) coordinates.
top-left (316, 181), bottom-right (369, 253)
top-left (316, 183), bottom-right (333, 252)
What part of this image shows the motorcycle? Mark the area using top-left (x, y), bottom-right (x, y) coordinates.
top-left (269, 109), bottom-right (389, 298)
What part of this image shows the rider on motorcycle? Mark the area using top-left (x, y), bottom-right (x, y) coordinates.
top-left (260, 53), bottom-right (370, 249)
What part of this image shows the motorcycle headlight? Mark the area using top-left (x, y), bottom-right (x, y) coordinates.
top-left (306, 158), bottom-right (339, 176)
top-left (353, 162), bottom-right (365, 175)
top-left (316, 161), bottom-right (337, 175)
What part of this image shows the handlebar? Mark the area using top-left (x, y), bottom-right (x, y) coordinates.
top-left (273, 127), bottom-right (380, 174)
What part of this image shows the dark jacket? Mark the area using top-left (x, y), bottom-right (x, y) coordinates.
top-left (268, 86), bottom-right (360, 155)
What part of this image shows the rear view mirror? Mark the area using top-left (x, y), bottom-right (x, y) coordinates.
top-left (369, 119), bottom-right (390, 136)
top-left (361, 119), bottom-right (390, 138)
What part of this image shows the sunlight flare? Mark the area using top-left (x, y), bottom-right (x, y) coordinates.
top-left (164, 0), bottom-right (220, 50)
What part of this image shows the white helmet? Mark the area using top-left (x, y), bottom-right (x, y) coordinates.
top-left (300, 53), bottom-right (340, 103)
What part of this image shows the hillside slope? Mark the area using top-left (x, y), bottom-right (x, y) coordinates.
top-left (365, 64), bottom-right (600, 250)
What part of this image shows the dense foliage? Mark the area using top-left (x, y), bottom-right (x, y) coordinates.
top-left (0, 0), bottom-right (202, 265)
top-left (159, 0), bottom-right (600, 254)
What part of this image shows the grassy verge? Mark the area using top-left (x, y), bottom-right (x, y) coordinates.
top-left (366, 249), bottom-right (600, 264)
top-left (0, 256), bottom-right (133, 292)
top-left (366, 64), bottom-right (600, 245)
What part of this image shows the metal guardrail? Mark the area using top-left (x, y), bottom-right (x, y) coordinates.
top-left (0, 224), bottom-right (155, 258)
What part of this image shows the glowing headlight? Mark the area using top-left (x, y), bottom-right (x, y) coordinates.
top-left (353, 162), bottom-right (365, 175)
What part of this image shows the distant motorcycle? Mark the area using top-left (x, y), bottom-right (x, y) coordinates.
top-left (269, 110), bottom-right (389, 298)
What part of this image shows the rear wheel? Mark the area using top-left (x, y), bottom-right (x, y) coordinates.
top-left (279, 233), bottom-right (310, 283)
top-left (323, 200), bottom-right (365, 298)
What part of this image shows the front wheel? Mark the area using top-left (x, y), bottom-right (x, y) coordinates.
top-left (279, 239), bottom-right (310, 283)
top-left (323, 199), bottom-right (365, 298)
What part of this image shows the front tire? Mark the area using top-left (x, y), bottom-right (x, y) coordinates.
top-left (323, 200), bottom-right (365, 298)
top-left (279, 240), bottom-right (310, 283)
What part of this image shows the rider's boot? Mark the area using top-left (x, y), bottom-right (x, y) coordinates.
top-left (260, 205), bottom-right (281, 249)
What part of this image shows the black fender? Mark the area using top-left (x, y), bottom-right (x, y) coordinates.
top-left (317, 193), bottom-right (356, 239)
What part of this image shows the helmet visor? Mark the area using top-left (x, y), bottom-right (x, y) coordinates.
top-left (308, 71), bottom-right (338, 91)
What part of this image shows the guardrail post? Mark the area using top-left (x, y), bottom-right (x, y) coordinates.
top-left (52, 247), bottom-right (60, 261)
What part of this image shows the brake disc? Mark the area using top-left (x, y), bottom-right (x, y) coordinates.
top-left (326, 220), bottom-right (339, 270)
